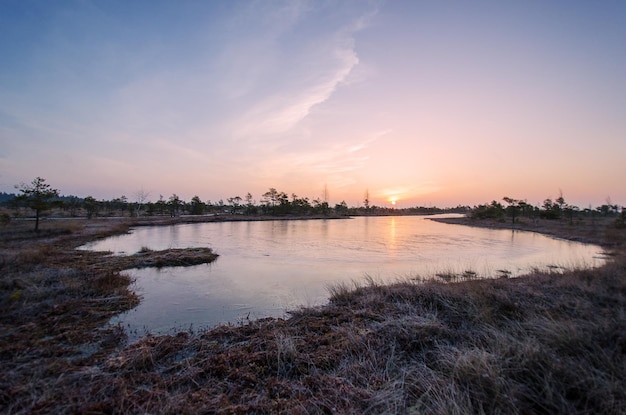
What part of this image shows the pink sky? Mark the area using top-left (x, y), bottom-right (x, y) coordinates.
top-left (1, 1), bottom-right (624, 208)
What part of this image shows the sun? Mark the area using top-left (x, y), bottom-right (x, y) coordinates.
top-left (389, 196), bottom-right (398, 206)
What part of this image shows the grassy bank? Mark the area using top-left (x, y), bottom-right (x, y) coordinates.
top-left (1, 216), bottom-right (624, 414)
top-left (429, 215), bottom-right (622, 247)
top-left (0, 219), bottom-right (217, 413)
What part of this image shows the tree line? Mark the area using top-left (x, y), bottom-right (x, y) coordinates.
top-left (3, 177), bottom-right (467, 230)
top-left (472, 194), bottom-right (625, 226)
top-left (7, 177), bottom-right (622, 231)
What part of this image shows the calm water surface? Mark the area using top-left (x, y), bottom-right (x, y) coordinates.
top-left (80, 215), bottom-right (605, 339)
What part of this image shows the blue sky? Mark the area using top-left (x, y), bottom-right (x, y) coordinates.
top-left (1, 0), bottom-right (625, 207)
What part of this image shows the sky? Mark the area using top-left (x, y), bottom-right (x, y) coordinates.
top-left (1, 0), bottom-right (625, 208)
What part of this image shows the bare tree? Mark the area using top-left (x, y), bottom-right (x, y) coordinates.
top-left (134, 188), bottom-right (150, 217)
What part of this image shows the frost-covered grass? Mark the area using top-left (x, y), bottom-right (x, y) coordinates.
top-left (0, 216), bottom-right (624, 414)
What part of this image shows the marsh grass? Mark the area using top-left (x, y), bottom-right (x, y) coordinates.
top-left (35, 254), bottom-right (619, 414)
top-left (0, 218), bottom-right (219, 414)
top-left (1, 216), bottom-right (624, 414)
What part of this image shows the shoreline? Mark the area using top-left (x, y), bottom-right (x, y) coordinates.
top-left (1, 215), bottom-right (624, 413)
top-left (428, 215), bottom-right (617, 247)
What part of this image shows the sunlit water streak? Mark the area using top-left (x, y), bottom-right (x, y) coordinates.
top-left (79, 215), bottom-right (606, 340)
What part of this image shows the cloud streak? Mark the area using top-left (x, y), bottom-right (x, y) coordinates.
top-left (231, 13), bottom-right (366, 138)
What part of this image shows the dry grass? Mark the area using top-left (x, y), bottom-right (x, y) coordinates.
top-left (0, 216), bottom-right (624, 414)
top-left (0, 218), bottom-right (219, 414)
top-left (430, 215), bottom-right (620, 247)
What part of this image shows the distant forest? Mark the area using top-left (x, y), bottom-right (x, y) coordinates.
top-left (472, 196), bottom-right (624, 225)
top-left (0, 186), bottom-right (467, 220)
top-left (2, 179), bottom-right (624, 225)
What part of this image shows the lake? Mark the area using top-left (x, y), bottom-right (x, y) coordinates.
top-left (80, 215), bottom-right (606, 339)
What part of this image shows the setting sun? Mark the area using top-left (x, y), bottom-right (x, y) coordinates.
top-left (390, 197), bottom-right (398, 206)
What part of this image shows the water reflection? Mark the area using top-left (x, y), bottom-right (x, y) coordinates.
top-left (80, 215), bottom-right (605, 340)
top-left (389, 217), bottom-right (397, 254)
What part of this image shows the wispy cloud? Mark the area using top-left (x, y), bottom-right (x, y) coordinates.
top-left (256, 50), bottom-right (357, 135)
top-left (229, 4), bottom-right (372, 139)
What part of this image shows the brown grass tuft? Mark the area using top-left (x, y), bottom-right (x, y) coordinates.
top-left (1, 216), bottom-right (625, 413)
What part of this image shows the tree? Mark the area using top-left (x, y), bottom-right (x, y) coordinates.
top-left (189, 196), bottom-right (205, 215)
top-left (65, 196), bottom-right (81, 217)
top-left (563, 204), bottom-right (579, 225)
top-left (471, 201), bottom-right (505, 219)
top-left (15, 177), bottom-right (59, 231)
top-left (262, 188), bottom-right (279, 214)
top-left (108, 196), bottom-right (127, 216)
top-left (334, 200), bottom-right (349, 215)
top-left (517, 200), bottom-right (531, 218)
top-left (541, 190), bottom-right (566, 220)
top-left (312, 198), bottom-right (330, 215)
top-left (541, 198), bottom-right (561, 219)
top-left (503, 197), bottom-right (520, 225)
top-left (244, 192), bottom-right (257, 215)
top-left (168, 194), bottom-right (181, 217)
top-left (133, 188), bottom-right (150, 217)
top-left (83, 196), bottom-right (99, 219)
top-left (155, 195), bottom-right (167, 216)
top-left (291, 194), bottom-right (311, 214)
top-left (556, 189), bottom-right (566, 211)
top-left (227, 196), bottom-right (242, 214)
top-left (276, 191), bottom-right (289, 214)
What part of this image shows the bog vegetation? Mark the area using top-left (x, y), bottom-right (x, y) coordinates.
top-left (2, 183), bottom-right (465, 221)
top-left (3, 178), bottom-right (624, 228)
top-left (1, 177), bottom-right (625, 413)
